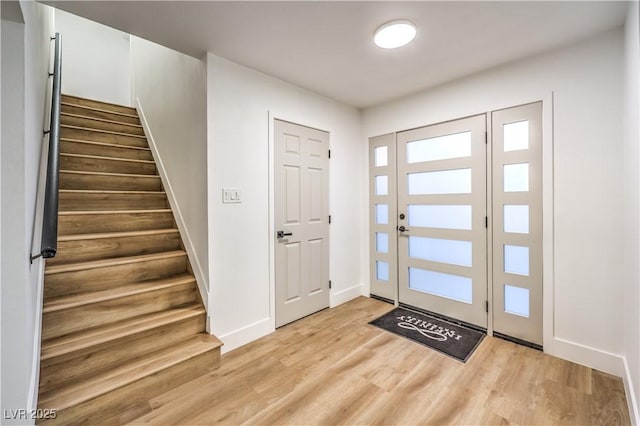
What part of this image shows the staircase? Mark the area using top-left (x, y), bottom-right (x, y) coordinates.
top-left (37, 94), bottom-right (222, 425)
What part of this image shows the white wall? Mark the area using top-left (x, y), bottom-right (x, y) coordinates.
top-left (623, 2), bottom-right (640, 423)
top-left (55, 9), bottom-right (131, 106)
top-left (131, 36), bottom-right (209, 308)
top-left (363, 28), bottom-right (625, 376)
top-left (207, 54), bottom-right (364, 352)
top-left (1, 1), bottom-right (54, 421)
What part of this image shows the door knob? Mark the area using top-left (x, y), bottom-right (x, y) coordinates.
top-left (277, 230), bottom-right (293, 238)
top-left (398, 225), bottom-right (409, 233)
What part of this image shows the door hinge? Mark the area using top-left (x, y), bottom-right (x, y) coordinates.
top-left (485, 300), bottom-right (489, 313)
top-left (485, 131), bottom-right (488, 144)
top-left (328, 149), bottom-right (331, 159)
top-left (329, 280), bottom-right (332, 289)
top-left (329, 215), bottom-right (332, 224)
top-left (485, 216), bottom-right (488, 228)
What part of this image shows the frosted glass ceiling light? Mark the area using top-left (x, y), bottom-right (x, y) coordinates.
top-left (374, 20), bottom-right (416, 49)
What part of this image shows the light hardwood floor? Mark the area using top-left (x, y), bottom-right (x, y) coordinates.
top-left (127, 297), bottom-right (630, 425)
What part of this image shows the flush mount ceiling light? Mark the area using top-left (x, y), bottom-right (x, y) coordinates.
top-left (374, 20), bottom-right (416, 49)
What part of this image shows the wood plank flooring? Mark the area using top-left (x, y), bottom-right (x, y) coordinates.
top-left (128, 297), bottom-right (630, 425)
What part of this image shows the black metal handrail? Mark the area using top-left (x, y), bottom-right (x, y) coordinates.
top-left (34, 33), bottom-right (62, 261)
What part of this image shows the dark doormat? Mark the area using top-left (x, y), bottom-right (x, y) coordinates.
top-left (369, 307), bottom-right (485, 362)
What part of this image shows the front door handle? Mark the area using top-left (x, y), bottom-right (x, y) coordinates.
top-left (277, 230), bottom-right (293, 238)
top-left (398, 225), bottom-right (409, 233)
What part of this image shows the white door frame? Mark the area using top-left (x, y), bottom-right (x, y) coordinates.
top-left (268, 111), bottom-right (332, 330)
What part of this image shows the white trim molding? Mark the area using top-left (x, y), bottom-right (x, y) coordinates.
top-left (217, 317), bottom-right (274, 354)
top-left (331, 283), bottom-right (365, 307)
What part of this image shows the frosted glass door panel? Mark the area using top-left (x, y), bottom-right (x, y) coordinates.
top-left (408, 169), bottom-right (471, 195)
top-left (408, 236), bottom-right (472, 267)
top-left (398, 113), bottom-right (487, 328)
top-left (504, 163), bottom-right (529, 192)
top-left (406, 131), bottom-right (471, 163)
top-left (409, 268), bottom-right (472, 304)
top-left (376, 261), bottom-right (389, 281)
top-left (375, 146), bottom-right (388, 167)
top-left (375, 175), bottom-right (388, 195)
top-left (376, 233), bottom-right (389, 253)
top-left (504, 285), bottom-right (530, 317)
top-left (503, 121), bottom-right (529, 152)
top-left (504, 245), bottom-right (529, 276)
top-left (408, 205), bottom-right (472, 230)
top-left (375, 204), bottom-right (388, 224)
top-left (503, 205), bottom-right (529, 234)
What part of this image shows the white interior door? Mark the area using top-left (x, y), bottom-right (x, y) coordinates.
top-left (396, 115), bottom-right (488, 328)
top-left (274, 119), bottom-right (330, 328)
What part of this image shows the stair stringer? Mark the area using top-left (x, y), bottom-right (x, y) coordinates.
top-left (136, 99), bottom-right (210, 325)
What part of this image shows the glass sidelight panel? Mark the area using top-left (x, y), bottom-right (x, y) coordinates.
top-left (375, 175), bottom-right (388, 195)
top-left (406, 131), bottom-right (471, 163)
top-left (408, 169), bottom-right (471, 195)
top-left (492, 102), bottom-right (542, 346)
top-left (504, 245), bottom-right (529, 276)
top-left (370, 133), bottom-right (397, 302)
top-left (504, 205), bottom-right (529, 234)
top-left (408, 205), bottom-right (472, 230)
top-left (409, 268), bottom-right (472, 303)
top-left (408, 236), bottom-right (472, 267)
top-left (504, 284), bottom-right (530, 317)
top-left (376, 233), bottom-right (389, 253)
top-left (376, 261), bottom-right (389, 281)
top-left (375, 146), bottom-right (388, 167)
top-left (375, 204), bottom-right (389, 224)
top-left (504, 163), bottom-right (529, 192)
top-left (503, 121), bottom-right (529, 152)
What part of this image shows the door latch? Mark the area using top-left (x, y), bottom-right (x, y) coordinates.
top-left (277, 230), bottom-right (293, 238)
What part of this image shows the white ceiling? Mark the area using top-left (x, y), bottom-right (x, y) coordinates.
top-left (44, 1), bottom-right (629, 108)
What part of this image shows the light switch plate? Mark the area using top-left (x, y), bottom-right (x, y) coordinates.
top-left (222, 187), bottom-right (242, 203)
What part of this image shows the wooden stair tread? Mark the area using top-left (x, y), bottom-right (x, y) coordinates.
top-left (58, 228), bottom-right (178, 242)
top-left (60, 152), bottom-right (155, 165)
top-left (60, 169), bottom-right (160, 179)
top-left (58, 209), bottom-right (171, 216)
top-left (61, 102), bottom-right (138, 119)
top-left (38, 334), bottom-right (222, 411)
top-left (40, 304), bottom-right (205, 361)
top-left (61, 112), bottom-right (143, 129)
top-left (43, 274), bottom-right (196, 313)
top-left (61, 124), bottom-right (147, 140)
top-left (45, 251), bottom-right (186, 275)
top-left (61, 138), bottom-right (151, 152)
top-left (61, 94), bottom-right (138, 116)
top-left (59, 189), bottom-right (165, 195)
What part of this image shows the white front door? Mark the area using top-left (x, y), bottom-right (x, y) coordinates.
top-left (396, 115), bottom-right (488, 328)
top-left (274, 119), bottom-right (330, 328)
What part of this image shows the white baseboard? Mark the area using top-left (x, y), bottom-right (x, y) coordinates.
top-left (216, 317), bottom-right (274, 354)
top-left (623, 356), bottom-right (640, 425)
top-left (136, 99), bottom-right (209, 314)
top-left (331, 283), bottom-right (365, 307)
top-left (549, 336), bottom-right (625, 377)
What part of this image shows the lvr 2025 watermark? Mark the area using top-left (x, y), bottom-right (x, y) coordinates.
top-left (3, 409), bottom-right (57, 420)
